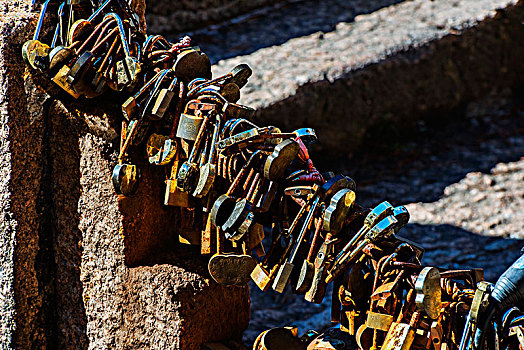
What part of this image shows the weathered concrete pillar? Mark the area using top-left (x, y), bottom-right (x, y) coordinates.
top-left (0, 2), bottom-right (249, 349)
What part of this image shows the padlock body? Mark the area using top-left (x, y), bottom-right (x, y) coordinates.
top-left (52, 65), bottom-right (81, 98)
top-left (164, 180), bottom-right (192, 207)
top-left (176, 113), bottom-right (203, 141)
top-left (149, 89), bottom-right (175, 120)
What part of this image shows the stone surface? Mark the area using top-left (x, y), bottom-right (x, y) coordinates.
top-left (211, 0), bottom-right (524, 156)
top-left (0, 1), bottom-right (249, 349)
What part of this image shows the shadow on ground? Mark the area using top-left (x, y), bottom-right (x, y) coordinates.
top-left (172, 0), bottom-right (405, 63)
top-left (325, 90), bottom-right (524, 205)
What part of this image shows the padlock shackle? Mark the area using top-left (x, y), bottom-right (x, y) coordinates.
top-left (33, 0), bottom-right (52, 40)
top-left (289, 196), bottom-right (320, 264)
top-left (91, 26), bottom-right (118, 54)
top-left (306, 204), bottom-right (325, 263)
top-left (103, 13), bottom-right (131, 57)
top-left (140, 69), bottom-right (170, 119)
top-left (87, 0), bottom-right (111, 22)
top-left (187, 72), bottom-right (233, 98)
top-left (207, 115), bottom-right (221, 165)
top-left (225, 150), bottom-right (263, 196)
top-left (50, 1), bottom-right (67, 48)
top-left (96, 31), bottom-right (120, 73)
top-left (75, 16), bottom-right (115, 54)
top-left (143, 34), bottom-right (171, 53)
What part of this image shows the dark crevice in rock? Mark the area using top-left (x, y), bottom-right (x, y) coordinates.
top-left (34, 97), bottom-right (59, 349)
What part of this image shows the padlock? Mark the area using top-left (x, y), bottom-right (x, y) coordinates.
top-left (173, 48), bottom-right (212, 81)
top-left (22, 0), bottom-right (52, 71)
top-left (140, 69), bottom-right (172, 119)
top-left (27, 40), bottom-right (51, 71)
top-left (176, 100), bottom-right (214, 141)
top-left (100, 13), bottom-right (140, 89)
top-left (112, 163), bottom-right (140, 196)
top-left (305, 233), bottom-right (334, 304)
top-left (254, 180), bottom-right (278, 213)
top-left (208, 227), bottom-right (256, 286)
top-left (246, 223), bottom-right (265, 251)
top-left (220, 82), bottom-right (240, 103)
top-left (228, 63), bottom-right (252, 89)
top-left (176, 113), bottom-right (203, 141)
top-left (382, 320), bottom-right (416, 350)
top-left (164, 157), bottom-right (192, 207)
top-left (67, 51), bottom-right (96, 96)
top-left (146, 134), bottom-right (177, 166)
top-left (273, 195), bottom-right (321, 293)
top-left (222, 101), bottom-right (256, 119)
top-left (415, 267), bottom-right (442, 320)
top-left (366, 311), bottom-right (394, 332)
top-left (176, 111), bottom-right (211, 193)
top-left (193, 115), bottom-right (221, 198)
top-left (264, 138), bottom-right (300, 180)
top-left (323, 189), bottom-right (356, 234)
top-left (51, 64), bottom-right (81, 98)
top-left (296, 209), bottom-right (325, 294)
top-left (48, 46), bottom-right (74, 73)
top-left (148, 76), bottom-right (178, 120)
top-left (122, 70), bottom-right (165, 120)
top-left (255, 327), bottom-right (305, 350)
top-left (294, 128), bottom-right (318, 148)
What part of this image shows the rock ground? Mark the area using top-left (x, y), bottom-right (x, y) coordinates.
top-left (246, 90), bottom-right (524, 345)
top-left (209, 0), bottom-right (518, 109)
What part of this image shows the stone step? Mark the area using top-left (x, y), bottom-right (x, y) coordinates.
top-left (206, 0), bottom-right (523, 156)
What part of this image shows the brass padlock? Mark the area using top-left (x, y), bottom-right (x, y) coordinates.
top-left (68, 19), bottom-right (93, 45)
top-left (52, 64), bottom-right (81, 99)
top-left (67, 51), bottom-right (96, 96)
top-left (146, 134), bottom-right (177, 166)
top-left (220, 82), bottom-right (240, 103)
top-left (26, 40), bottom-right (51, 71)
top-left (264, 138), bottom-right (300, 180)
top-left (164, 180), bottom-right (192, 207)
top-left (415, 267), bottom-right (442, 320)
top-left (112, 163), bottom-right (140, 196)
top-left (228, 63), bottom-right (252, 89)
top-left (382, 321), bottom-right (415, 350)
top-left (22, 0), bottom-right (52, 71)
top-left (323, 189), bottom-right (356, 234)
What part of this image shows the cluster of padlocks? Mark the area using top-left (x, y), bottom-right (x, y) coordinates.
top-left (23, 1), bottom-right (524, 349)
